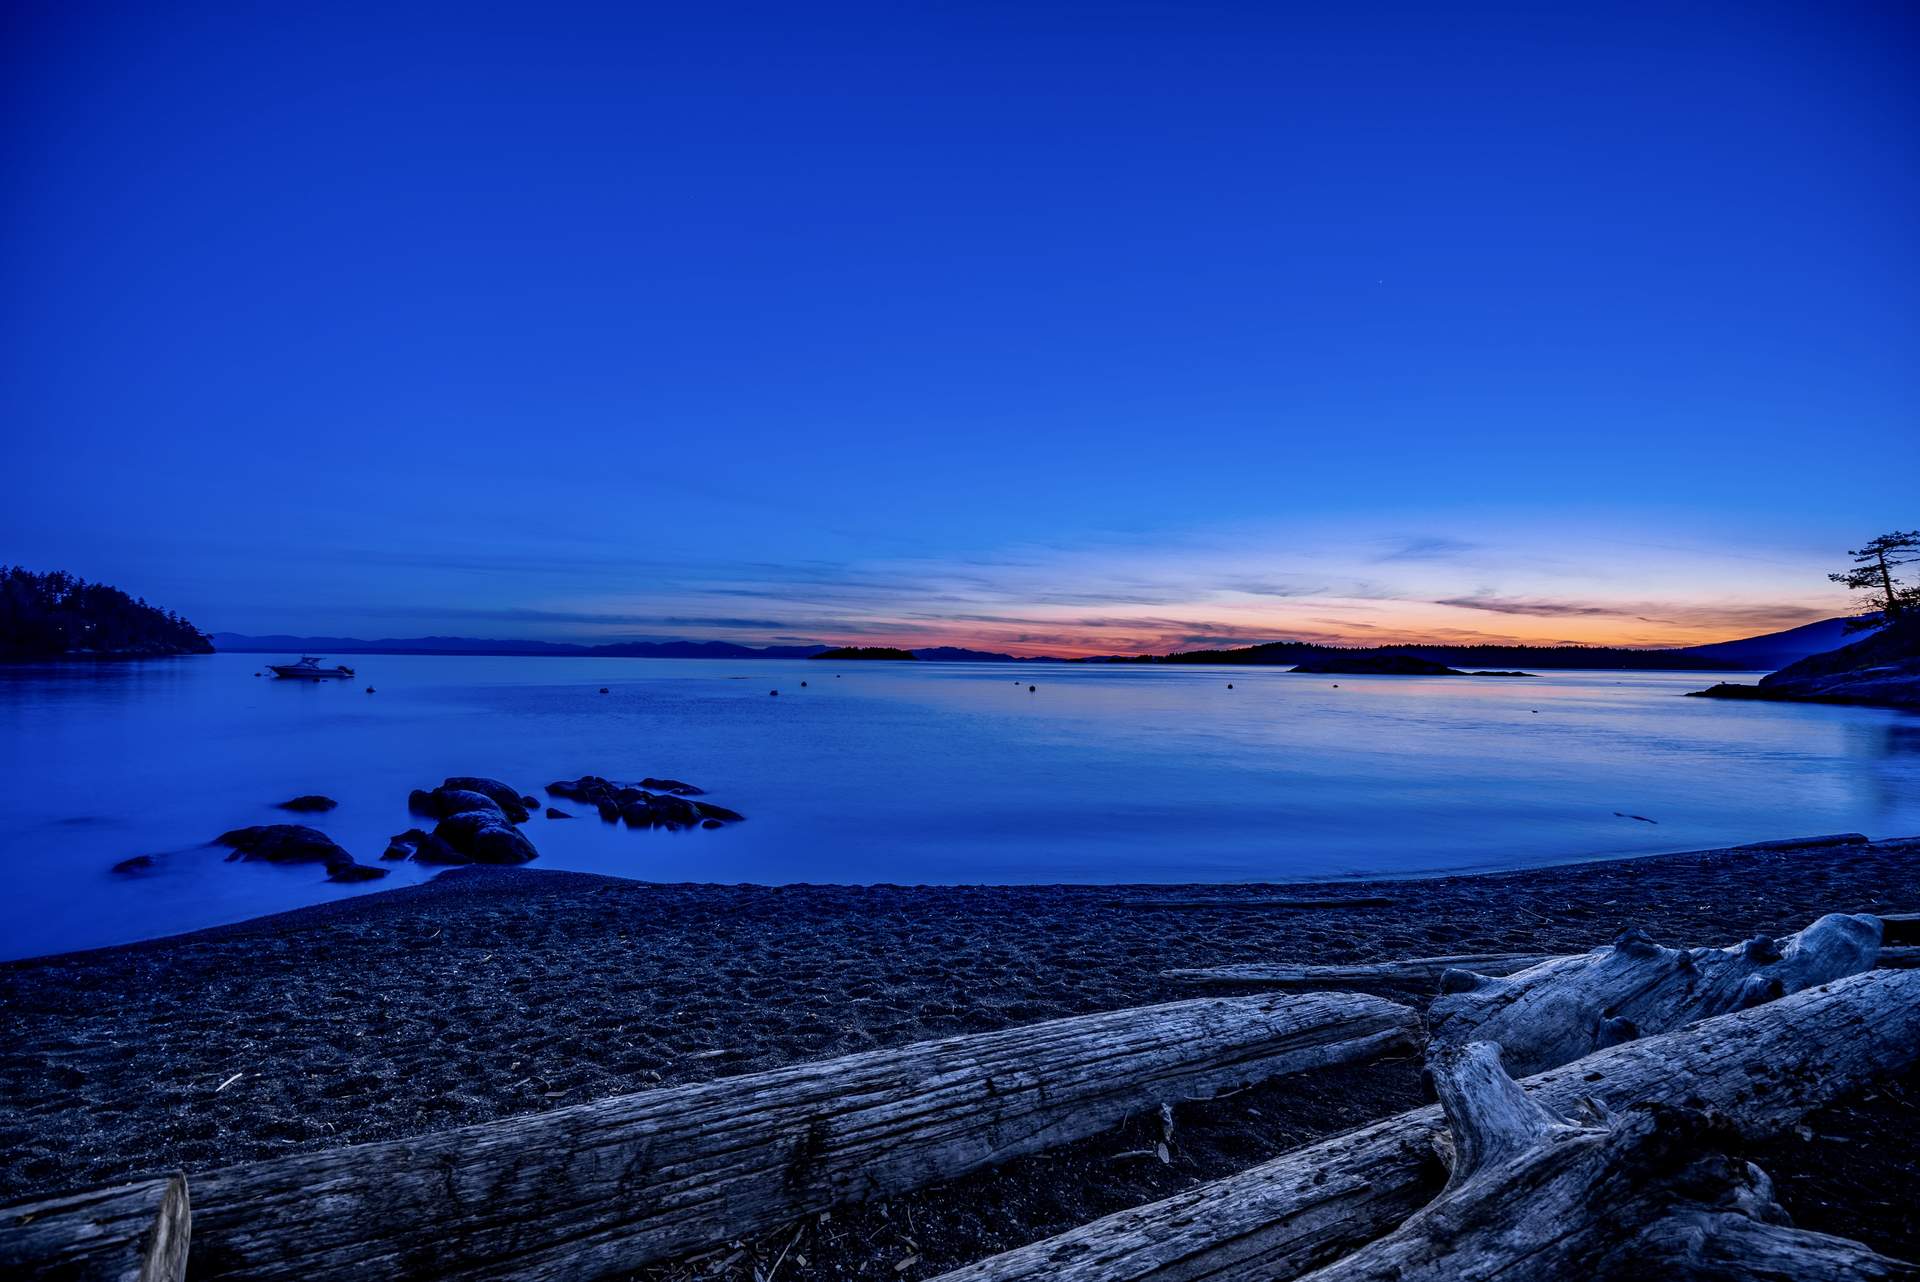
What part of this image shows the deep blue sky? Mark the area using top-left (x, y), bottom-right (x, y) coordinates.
top-left (5, 1), bottom-right (1915, 654)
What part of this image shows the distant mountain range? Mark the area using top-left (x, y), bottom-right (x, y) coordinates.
top-left (213, 616), bottom-right (1871, 671)
top-left (1089, 616), bottom-right (1875, 672)
top-left (211, 634), bottom-right (1038, 662)
top-left (1662, 615), bottom-right (1877, 671)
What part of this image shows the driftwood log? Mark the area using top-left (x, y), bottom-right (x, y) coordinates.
top-left (932, 968), bottom-right (1920, 1282)
top-left (0, 1171), bottom-right (189, 1282)
top-left (0, 991), bottom-right (1414, 1282)
top-left (1427, 912), bottom-right (1882, 1076)
top-left (1163, 917), bottom-right (1915, 991)
top-left (1164, 954), bottom-right (1560, 987)
top-left (1292, 1042), bottom-right (1917, 1280)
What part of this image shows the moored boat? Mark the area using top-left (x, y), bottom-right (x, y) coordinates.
top-left (266, 656), bottom-right (356, 680)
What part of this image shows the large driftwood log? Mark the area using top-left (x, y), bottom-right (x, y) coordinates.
top-left (1163, 954), bottom-right (1561, 987)
top-left (1292, 1042), bottom-right (1917, 1281)
top-left (932, 968), bottom-right (1920, 1282)
top-left (3, 991), bottom-right (1413, 1282)
top-left (1427, 911), bottom-right (1882, 1076)
top-left (0, 1171), bottom-right (188, 1282)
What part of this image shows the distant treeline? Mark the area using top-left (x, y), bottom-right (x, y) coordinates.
top-left (0, 567), bottom-right (214, 660)
top-left (1090, 640), bottom-right (1730, 671)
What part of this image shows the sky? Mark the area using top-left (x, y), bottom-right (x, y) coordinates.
top-left (4, 1), bottom-right (1915, 657)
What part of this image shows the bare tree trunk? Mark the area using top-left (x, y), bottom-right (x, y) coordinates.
top-left (1163, 954), bottom-right (1561, 987)
top-left (0, 992), bottom-right (1414, 1282)
top-left (0, 1172), bottom-right (188, 1282)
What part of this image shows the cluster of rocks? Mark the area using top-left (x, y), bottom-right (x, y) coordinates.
top-left (386, 776), bottom-right (541, 866)
top-left (213, 825), bottom-right (389, 883)
top-left (114, 771), bottom-right (745, 880)
top-left (546, 775), bottom-right (745, 830)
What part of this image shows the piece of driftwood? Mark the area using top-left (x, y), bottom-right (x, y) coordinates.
top-left (1427, 912), bottom-right (1882, 1077)
top-left (931, 968), bottom-right (1920, 1282)
top-left (0, 1171), bottom-right (189, 1282)
top-left (1163, 953), bottom-right (1562, 987)
top-left (1291, 1042), bottom-right (1917, 1280)
top-left (24, 992), bottom-right (1412, 1282)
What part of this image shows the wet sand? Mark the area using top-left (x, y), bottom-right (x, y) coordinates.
top-left (2, 835), bottom-right (1917, 1276)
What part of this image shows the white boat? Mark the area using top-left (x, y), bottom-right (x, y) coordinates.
top-left (266, 656), bottom-right (356, 680)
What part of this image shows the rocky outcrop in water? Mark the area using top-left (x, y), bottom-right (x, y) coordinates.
top-left (547, 776), bottom-right (743, 830)
top-left (215, 825), bottom-right (388, 883)
top-left (1689, 625), bottom-right (1920, 711)
top-left (399, 777), bottom-right (541, 863)
top-left (409, 778), bottom-right (532, 823)
top-left (275, 795), bottom-right (337, 813)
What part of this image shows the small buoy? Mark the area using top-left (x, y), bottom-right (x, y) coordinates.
top-left (1531, 709), bottom-right (1539, 713)
top-left (1028, 685), bottom-right (1036, 693)
top-left (1332, 683), bottom-right (1339, 688)
top-left (1227, 683), bottom-right (1233, 688)
top-left (365, 686), bottom-right (375, 693)
top-left (770, 689), bottom-right (779, 696)
top-left (598, 687), bottom-right (609, 694)
top-left (800, 680), bottom-right (808, 687)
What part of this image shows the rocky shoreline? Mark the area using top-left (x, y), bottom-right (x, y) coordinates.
top-left (5, 835), bottom-right (1919, 1276)
top-left (1690, 623), bottom-right (1920, 711)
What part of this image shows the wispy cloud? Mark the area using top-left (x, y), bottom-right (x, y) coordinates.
top-left (1436, 595), bottom-right (1618, 618)
top-left (1376, 536), bottom-right (1479, 563)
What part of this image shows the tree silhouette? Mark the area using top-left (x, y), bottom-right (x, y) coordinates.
top-left (1829, 530), bottom-right (1920, 632)
top-left (0, 567), bottom-right (214, 659)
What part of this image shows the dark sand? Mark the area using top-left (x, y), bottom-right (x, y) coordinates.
top-left (3, 836), bottom-right (1918, 1277)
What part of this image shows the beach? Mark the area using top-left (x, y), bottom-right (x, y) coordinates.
top-left (3, 834), bottom-right (1917, 1276)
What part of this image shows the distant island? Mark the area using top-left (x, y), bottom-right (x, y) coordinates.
top-left (1, 567), bottom-right (214, 661)
top-left (1288, 655), bottom-right (1533, 677)
top-left (1083, 617), bottom-right (1861, 673)
top-left (208, 616), bottom-right (1866, 671)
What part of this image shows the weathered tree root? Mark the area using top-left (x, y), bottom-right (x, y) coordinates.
top-left (1293, 1042), bottom-right (1917, 1281)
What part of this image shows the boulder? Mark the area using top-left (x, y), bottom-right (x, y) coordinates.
top-left (545, 807), bottom-right (572, 819)
top-left (111, 854), bottom-right (155, 874)
top-left (328, 862), bottom-right (389, 883)
top-left (218, 825), bottom-right (354, 866)
top-left (433, 811), bottom-right (538, 864)
top-left (275, 795), bottom-right (338, 813)
top-left (620, 794), bottom-right (704, 831)
top-left (547, 774), bottom-right (741, 828)
top-left (382, 828), bottom-right (469, 865)
top-left (216, 825), bottom-right (386, 882)
top-left (441, 777), bottom-right (532, 823)
top-left (639, 777), bottom-right (706, 796)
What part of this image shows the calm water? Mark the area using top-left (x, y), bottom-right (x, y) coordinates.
top-left (2, 653), bottom-right (1917, 960)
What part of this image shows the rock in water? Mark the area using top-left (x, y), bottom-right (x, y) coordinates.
top-left (638, 777), bottom-right (706, 796)
top-left (110, 854), bottom-right (155, 874)
top-left (432, 811), bottom-right (538, 864)
top-left (215, 825), bottom-right (387, 883)
top-left (545, 807), bottom-right (572, 819)
top-left (547, 774), bottom-right (743, 830)
top-left (381, 828), bottom-right (469, 864)
top-left (275, 795), bottom-right (338, 812)
top-left (440, 777), bottom-right (533, 822)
